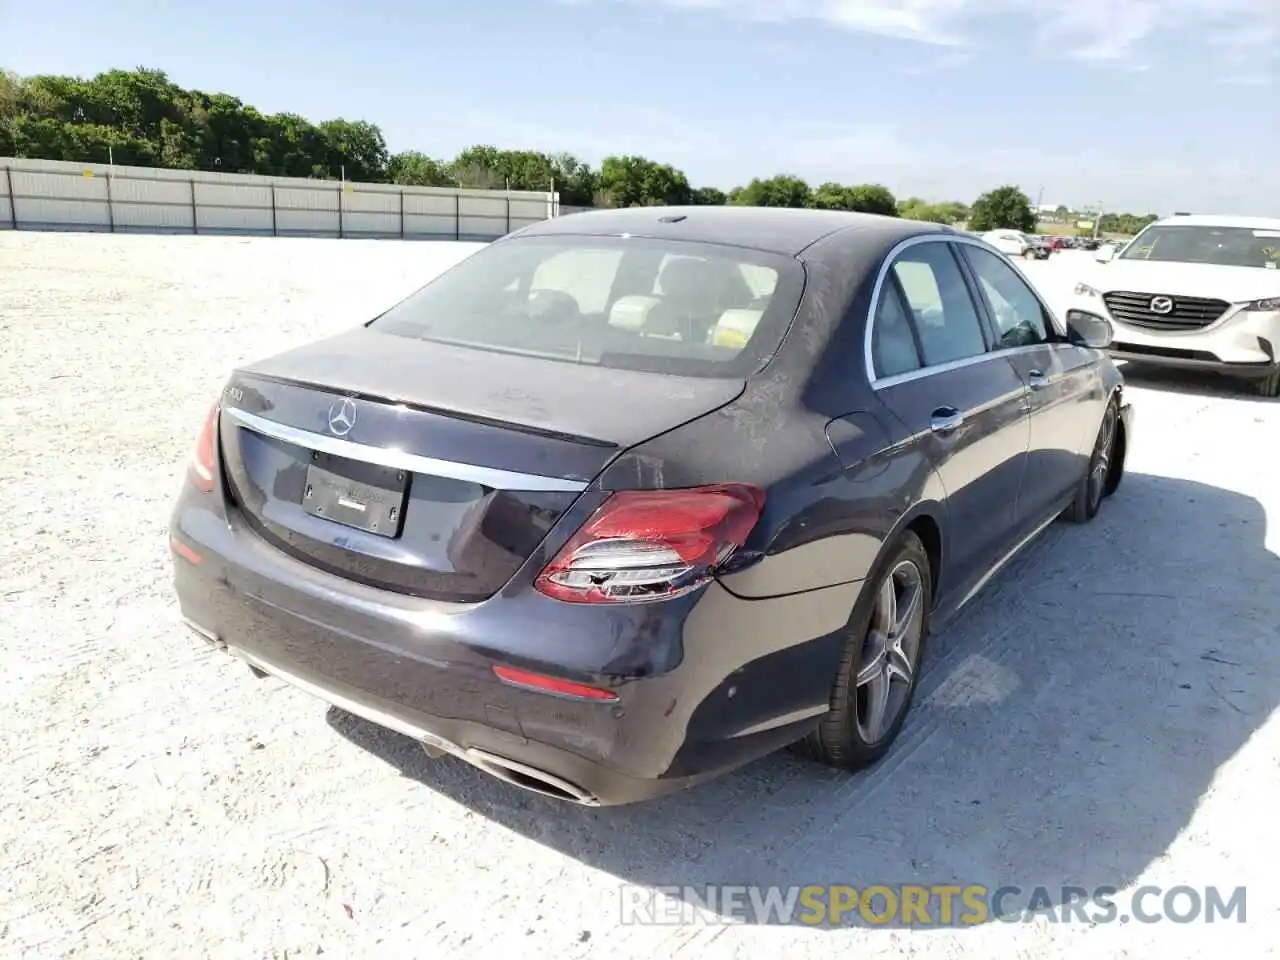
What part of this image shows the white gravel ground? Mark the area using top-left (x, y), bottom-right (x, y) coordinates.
top-left (1, 233), bottom-right (1277, 959)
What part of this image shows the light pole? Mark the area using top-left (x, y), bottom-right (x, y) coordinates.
top-left (1085, 201), bottom-right (1105, 240)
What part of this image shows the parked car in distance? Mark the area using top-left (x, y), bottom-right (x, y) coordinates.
top-left (982, 229), bottom-right (1046, 259)
top-left (1028, 235), bottom-right (1062, 256)
top-left (170, 206), bottom-right (1134, 806)
top-left (1073, 213), bottom-right (1280, 396)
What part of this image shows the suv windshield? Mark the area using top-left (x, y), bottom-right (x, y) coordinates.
top-left (368, 234), bottom-right (806, 378)
top-left (1121, 225), bottom-right (1280, 269)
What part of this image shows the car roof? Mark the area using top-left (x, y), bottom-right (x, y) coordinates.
top-left (1153, 214), bottom-right (1280, 230)
top-left (513, 205), bottom-right (955, 257)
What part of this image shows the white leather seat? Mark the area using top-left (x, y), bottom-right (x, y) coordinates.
top-left (707, 309), bottom-right (764, 349)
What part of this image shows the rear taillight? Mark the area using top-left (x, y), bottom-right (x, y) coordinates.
top-left (189, 402), bottom-right (220, 492)
top-left (534, 484), bottom-right (765, 604)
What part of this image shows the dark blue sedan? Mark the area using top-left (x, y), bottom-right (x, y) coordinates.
top-left (170, 206), bottom-right (1133, 805)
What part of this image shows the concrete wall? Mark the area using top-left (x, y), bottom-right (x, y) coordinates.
top-left (0, 157), bottom-right (558, 241)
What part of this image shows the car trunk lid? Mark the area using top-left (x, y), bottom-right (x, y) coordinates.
top-left (217, 327), bottom-right (745, 601)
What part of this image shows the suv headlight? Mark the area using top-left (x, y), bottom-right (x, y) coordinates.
top-left (1245, 297), bottom-right (1280, 311)
top-left (1074, 282), bottom-right (1102, 298)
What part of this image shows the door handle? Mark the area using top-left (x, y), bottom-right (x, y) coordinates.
top-left (930, 408), bottom-right (964, 434)
top-left (1027, 369), bottom-right (1049, 389)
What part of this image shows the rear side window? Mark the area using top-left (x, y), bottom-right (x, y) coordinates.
top-left (889, 244), bottom-right (988, 366)
top-left (370, 235), bottom-right (805, 378)
top-left (872, 280), bottom-right (922, 378)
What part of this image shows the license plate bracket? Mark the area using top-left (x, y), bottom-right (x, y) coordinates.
top-left (302, 451), bottom-right (409, 538)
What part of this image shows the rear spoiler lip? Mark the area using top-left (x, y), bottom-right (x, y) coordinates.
top-left (227, 369), bottom-right (619, 450)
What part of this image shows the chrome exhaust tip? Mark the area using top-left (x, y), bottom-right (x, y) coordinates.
top-left (463, 748), bottom-right (599, 806)
top-left (182, 616), bottom-right (226, 652)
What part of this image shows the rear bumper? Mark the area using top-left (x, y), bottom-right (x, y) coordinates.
top-left (170, 495), bottom-right (859, 805)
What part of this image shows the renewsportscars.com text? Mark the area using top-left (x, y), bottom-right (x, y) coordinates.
top-left (619, 884), bottom-right (1247, 927)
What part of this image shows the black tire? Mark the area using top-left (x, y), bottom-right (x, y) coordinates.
top-left (800, 531), bottom-right (932, 771)
top-left (1253, 367), bottom-right (1280, 398)
top-left (1064, 397), bottom-right (1119, 524)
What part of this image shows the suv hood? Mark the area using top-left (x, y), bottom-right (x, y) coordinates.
top-left (1091, 260), bottom-right (1280, 302)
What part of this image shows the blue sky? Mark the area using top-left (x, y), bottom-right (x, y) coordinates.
top-left (3, 0), bottom-right (1277, 214)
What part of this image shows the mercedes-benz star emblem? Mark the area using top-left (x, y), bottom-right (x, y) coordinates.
top-left (327, 398), bottom-right (357, 437)
top-left (1149, 296), bottom-right (1175, 315)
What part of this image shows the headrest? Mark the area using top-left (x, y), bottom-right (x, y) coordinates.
top-left (608, 295), bottom-right (662, 330)
top-left (658, 258), bottom-right (712, 301)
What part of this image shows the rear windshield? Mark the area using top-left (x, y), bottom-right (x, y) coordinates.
top-left (368, 234), bottom-right (806, 378)
top-left (1121, 225), bottom-right (1280, 270)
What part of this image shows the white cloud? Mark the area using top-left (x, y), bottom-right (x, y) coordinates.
top-left (1207, 10), bottom-right (1278, 85)
top-left (592, 0), bottom-right (1279, 68)
top-left (900, 49), bottom-right (974, 76)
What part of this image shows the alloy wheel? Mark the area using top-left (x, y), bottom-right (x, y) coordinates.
top-left (1088, 404), bottom-right (1117, 511)
top-left (855, 559), bottom-right (925, 744)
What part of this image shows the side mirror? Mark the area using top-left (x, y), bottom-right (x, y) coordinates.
top-left (1065, 309), bottom-right (1113, 349)
top-left (1095, 246), bottom-right (1116, 263)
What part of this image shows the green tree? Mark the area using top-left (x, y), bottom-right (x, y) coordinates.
top-left (547, 152), bottom-right (597, 206)
top-left (898, 197), bottom-right (967, 224)
top-left (933, 200), bottom-right (969, 223)
top-left (968, 186), bottom-right (1037, 232)
top-left (842, 183), bottom-right (898, 216)
top-left (597, 154), bottom-right (691, 207)
top-left (2, 64), bottom-right (1172, 236)
top-left (449, 145), bottom-right (568, 193)
top-left (318, 119), bottom-right (388, 181)
top-left (1099, 212), bottom-right (1158, 236)
top-left (731, 174), bottom-right (811, 208)
top-left (810, 182), bottom-right (900, 215)
top-left (388, 151), bottom-right (457, 187)
top-left (260, 112), bottom-right (329, 178)
top-left (0, 67), bottom-right (399, 181)
top-left (810, 181), bottom-right (852, 210)
top-left (899, 201), bottom-right (951, 223)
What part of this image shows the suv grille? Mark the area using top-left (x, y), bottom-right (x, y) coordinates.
top-left (1102, 291), bottom-right (1230, 331)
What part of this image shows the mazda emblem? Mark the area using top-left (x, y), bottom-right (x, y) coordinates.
top-left (327, 398), bottom-right (357, 437)
top-left (1149, 296), bottom-right (1174, 315)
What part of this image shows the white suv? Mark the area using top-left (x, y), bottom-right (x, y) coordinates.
top-left (981, 230), bottom-right (1035, 259)
top-left (1070, 214), bottom-right (1280, 396)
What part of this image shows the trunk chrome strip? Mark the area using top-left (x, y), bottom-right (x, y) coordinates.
top-left (224, 406), bottom-right (589, 493)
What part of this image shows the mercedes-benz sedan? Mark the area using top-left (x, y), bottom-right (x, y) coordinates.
top-left (170, 206), bottom-right (1134, 806)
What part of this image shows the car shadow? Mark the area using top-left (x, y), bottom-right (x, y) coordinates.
top-left (327, 471), bottom-right (1278, 928)
top-left (1119, 361), bottom-right (1277, 402)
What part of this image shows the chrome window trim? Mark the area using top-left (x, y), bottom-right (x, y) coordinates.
top-left (224, 407), bottom-right (590, 493)
top-left (863, 234), bottom-right (1065, 390)
top-left (870, 343), bottom-right (1048, 390)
